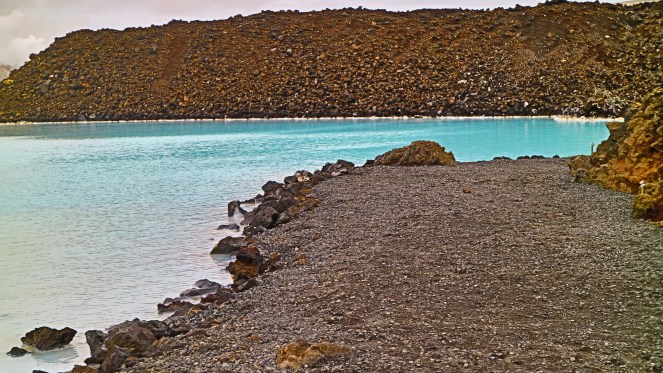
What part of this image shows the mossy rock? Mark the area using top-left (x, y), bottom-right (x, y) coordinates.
top-left (375, 140), bottom-right (455, 166)
top-left (632, 194), bottom-right (660, 220)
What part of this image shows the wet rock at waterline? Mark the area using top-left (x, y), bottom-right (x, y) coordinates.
top-left (210, 236), bottom-right (253, 255)
top-left (84, 330), bottom-right (108, 364)
top-left (20, 326), bottom-right (77, 351)
top-left (6, 346), bottom-right (28, 357)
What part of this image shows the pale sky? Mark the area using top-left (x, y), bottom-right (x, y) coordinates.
top-left (0, 0), bottom-right (623, 68)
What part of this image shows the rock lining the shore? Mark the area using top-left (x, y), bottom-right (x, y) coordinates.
top-left (113, 158), bottom-right (663, 372)
top-left (570, 88), bottom-right (663, 224)
top-left (20, 326), bottom-right (77, 351)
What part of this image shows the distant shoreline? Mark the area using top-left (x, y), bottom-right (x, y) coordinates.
top-left (0, 115), bottom-right (624, 126)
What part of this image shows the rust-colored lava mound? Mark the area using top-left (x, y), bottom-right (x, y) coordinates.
top-left (0, 1), bottom-right (661, 123)
top-left (570, 88), bottom-right (663, 224)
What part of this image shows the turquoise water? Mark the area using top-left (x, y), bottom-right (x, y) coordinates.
top-left (0, 118), bottom-right (608, 372)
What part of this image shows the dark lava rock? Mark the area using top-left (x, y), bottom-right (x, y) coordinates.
top-left (243, 205), bottom-right (279, 236)
top-left (7, 346), bottom-right (28, 357)
top-left (375, 140), bottom-right (455, 166)
top-left (227, 200), bottom-right (241, 217)
top-left (210, 236), bottom-right (250, 255)
top-left (227, 246), bottom-right (264, 281)
top-left (105, 321), bottom-right (156, 357)
top-left (157, 300), bottom-right (195, 314)
top-left (217, 223), bottom-right (240, 231)
top-left (72, 365), bottom-right (97, 373)
top-left (85, 330), bottom-right (108, 363)
top-left (21, 326), bottom-right (77, 351)
top-left (100, 345), bottom-right (131, 373)
top-left (201, 288), bottom-right (234, 305)
top-left (194, 279), bottom-right (222, 289)
top-left (180, 286), bottom-right (219, 297)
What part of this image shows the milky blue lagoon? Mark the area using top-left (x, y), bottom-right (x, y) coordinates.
top-left (0, 118), bottom-right (609, 372)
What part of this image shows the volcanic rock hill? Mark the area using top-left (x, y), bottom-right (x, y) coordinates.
top-left (0, 1), bottom-right (662, 123)
top-left (571, 88), bottom-right (663, 224)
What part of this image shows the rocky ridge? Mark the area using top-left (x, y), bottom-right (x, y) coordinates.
top-left (570, 88), bottom-right (663, 224)
top-left (0, 0), bottom-right (662, 122)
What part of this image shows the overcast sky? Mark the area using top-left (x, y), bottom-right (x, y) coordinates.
top-left (0, 0), bottom-right (622, 67)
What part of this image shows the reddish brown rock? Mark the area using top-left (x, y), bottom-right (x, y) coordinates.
top-left (20, 326), bottom-right (77, 351)
top-left (374, 140), bottom-right (456, 166)
top-left (275, 341), bottom-right (351, 371)
top-left (0, 3), bottom-right (661, 123)
top-left (570, 89), bottom-right (663, 224)
top-left (105, 321), bottom-right (156, 357)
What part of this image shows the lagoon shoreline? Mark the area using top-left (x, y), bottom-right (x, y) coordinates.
top-left (0, 115), bottom-right (623, 126)
top-left (107, 157), bottom-right (663, 372)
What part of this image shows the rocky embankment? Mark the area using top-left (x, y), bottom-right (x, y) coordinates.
top-left (59, 142), bottom-right (663, 373)
top-left (0, 0), bottom-right (662, 122)
top-left (570, 88), bottom-right (663, 224)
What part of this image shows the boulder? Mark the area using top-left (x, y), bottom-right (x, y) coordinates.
top-left (201, 288), bottom-right (234, 305)
top-left (99, 346), bottom-right (130, 373)
top-left (243, 205), bottom-right (279, 236)
top-left (72, 365), bottom-right (98, 373)
top-left (227, 246), bottom-right (264, 281)
top-left (180, 286), bottom-right (218, 297)
top-left (241, 194), bottom-right (263, 204)
top-left (275, 341), bottom-right (351, 371)
top-left (216, 223), bottom-right (240, 231)
top-left (21, 326), bottom-right (77, 351)
top-left (194, 279), bottom-right (222, 288)
top-left (234, 277), bottom-right (262, 292)
top-left (85, 330), bottom-right (108, 363)
top-left (227, 200), bottom-right (241, 216)
top-left (157, 300), bottom-right (195, 314)
top-left (211, 236), bottom-right (250, 255)
top-left (105, 321), bottom-right (156, 357)
top-left (374, 141), bottom-right (455, 166)
top-left (262, 181), bottom-right (284, 199)
top-left (7, 346), bottom-right (28, 357)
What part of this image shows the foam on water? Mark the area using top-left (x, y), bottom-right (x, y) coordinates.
top-left (0, 118), bottom-right (608, 372)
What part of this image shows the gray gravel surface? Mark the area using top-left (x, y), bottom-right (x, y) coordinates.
top-left (122, 159), bottom-right (663, 372)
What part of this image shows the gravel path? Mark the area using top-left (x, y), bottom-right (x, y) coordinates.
top-left (123, 159), bottom-right (663, 372)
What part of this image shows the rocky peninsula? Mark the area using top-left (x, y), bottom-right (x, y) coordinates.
top-left (53, 138), bottom-right (662, 373)
top-left (0, 0), bottom-right (662, 122)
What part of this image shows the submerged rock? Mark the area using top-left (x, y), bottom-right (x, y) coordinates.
top-left (374, 140), bottom-right (455, 166)
top-left (21, 326), bottom-right (77, 351)
top-left (217, 223), bottom-right (240, 231)
top-left (7, 346), bottom-right (28, 357)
